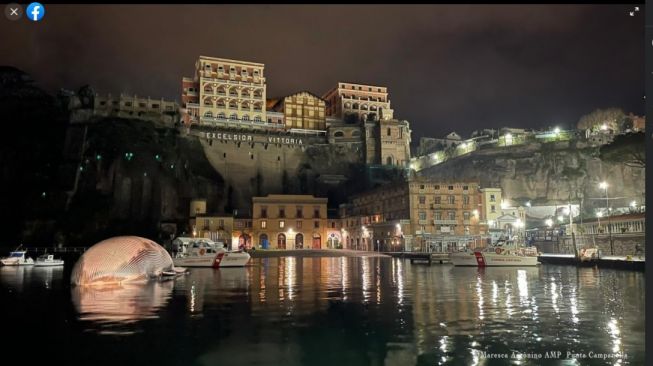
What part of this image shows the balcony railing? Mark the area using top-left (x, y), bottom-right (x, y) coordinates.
top-left (186, 103), bottom-right (200, 108)
top-left (201, 76), bottom-right (265, 87)
top-left (201, 116), bottom-right (284, 129)
top-left (434, 219), bottom-right (457, 225)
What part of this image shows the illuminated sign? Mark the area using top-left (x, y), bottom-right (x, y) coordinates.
top-left (204, 132), bottom-right (304, 145)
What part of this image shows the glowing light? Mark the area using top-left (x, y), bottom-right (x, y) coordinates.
top-left (630, 201), bottom-right (637, 208)
top-left (501, 200), bottom-right (509, 209)
top-left (557, 216), bottom-right (564, 222)
top-left (526, 201), bottom-right (531, 207)
top-left (599, 181), bottom-right (608, 190)
top-left (553, 127), bottom-right (560, 134)
top-left (545, 219), bottom-right (553, 227)
top-left (601, 123), bottom-right (608, 131)
top-left (596, 212), bottom-right (604, 218)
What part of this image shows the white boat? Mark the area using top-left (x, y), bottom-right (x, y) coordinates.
top-left (0, 250), bottom-right (35, 266)
top-left (450, 245), bottom-right (540, 267)
top-left (172, 237), bottom-right (250, 268)
top-left (34, 254), bottom-right (64, 267)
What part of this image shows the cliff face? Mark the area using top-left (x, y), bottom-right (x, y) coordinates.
top-left (417, 139), bottom-right (645, 214)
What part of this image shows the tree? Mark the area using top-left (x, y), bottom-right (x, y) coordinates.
top-left (576, 108), bottom-right (625, 131)
top-left (599, 132), bottom-right (645, 168)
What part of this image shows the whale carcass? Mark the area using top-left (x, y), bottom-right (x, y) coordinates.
top-left (71, 236), bottom-right (184, 286)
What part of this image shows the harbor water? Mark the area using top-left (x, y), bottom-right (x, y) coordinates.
top-left (0, 256), bottom-right (645, 365)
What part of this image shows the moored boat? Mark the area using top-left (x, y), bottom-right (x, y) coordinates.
top-left (450, 244), bottom-right (540, 267)
top-left (172, 237), bottom-right (250, 268)
top-left (34, 254), bottom-right (64, 267)
top-left (0, 250), bottom-right (34, 266)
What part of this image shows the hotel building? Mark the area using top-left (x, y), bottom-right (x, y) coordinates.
top-left (268, 91), bottom-right (327, 132)
top-left (322, 82), bottom-right (394, 122)
top-left (181, 56), bottom-right (271, 129)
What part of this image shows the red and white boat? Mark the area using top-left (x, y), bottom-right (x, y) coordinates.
top-left (450, 245), bottom-right (540, 267)
top-left (172, 238), bottom-right (250, 268)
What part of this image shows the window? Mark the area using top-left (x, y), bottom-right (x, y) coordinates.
top-left (152, 104), bottom-right (159, 108)
top-left (219, 219), bottom-right (224, 228)
top-left (491, 205), bottom-right (496, 213)
top-left (434, 197), bottom-right (441, 204)
top-left (334, 131), bottom-right (344, 137)
top-left (435, 211), bottom-right (442, 220)
top-left (125, 102), bottom-right (132, 107)
top-left (419, 211), bottom-right (426, 220)
top-left (448, 211), bottom-right (456, 220)
top-left (261, 220), bottom-right (267, 229)
top-left (279, 208), bottom-right (285, 218)
top-left (261, 207), bottom-right (267, 218)
top-left (387, 128), bottom-right (391, 136)
top-left (313, 207), bottom-right (320, 218)
top-left (463, 195), bottom-right (470, 205)
top-left (463, 212), bottom-right (470, 221)
top-left (490, 194), bottom-right (496, 202)
top-left (434, 185), bottom-right (440, 190)
top-left (331, 222), bottom-right (336, 229)
top-left (463, 185), bottom-right (469, 191)
top-left (448, 196), bottom-right (455, 204)
top-left (314, 221), bottom-right (320, 228)
top-left (419, 184), bottom-right (425, 190)
top-left (419, 196), bottom-right (426, 204)
top-left (297, 221), bottom-right (302, 229)
top-left (448, 185), bottom-right (454, 190)
top-left (296, 207), bottom-right (303, 218)
top-left (279, 220), bottom-right (285, 228)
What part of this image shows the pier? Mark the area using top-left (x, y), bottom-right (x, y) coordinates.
top-left (537, 253), bottom-right (645, 271)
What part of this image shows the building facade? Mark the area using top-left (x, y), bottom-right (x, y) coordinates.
top-left (252, 195), bottom-right (328, 249)
top-left (322, 82), bottom-right (394, 122)
top-left (181, 56), bottom-right (269, 129)
top-left (343, 177), bottom-right (488, 252)
top-left (269, 91), bottom-right (327, 131)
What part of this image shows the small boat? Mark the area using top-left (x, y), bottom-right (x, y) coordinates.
top-left (172, 237), bottom-right (250, 268)
top-left (0, 250), bottom-right (35, 266)
top-left (34, 254), bottom-right (64, 267)
top-left (450, 242), bottom-right (540, 267)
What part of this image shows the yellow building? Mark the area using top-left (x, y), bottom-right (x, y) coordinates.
top-left (181, 56), bottom-right (272, 129)
top-left (269, 91), bottom-right (327, 131)
top-left (252, 194), bottom-right (328, 249)
top-left (190, 215), bottom-right (233, 244)
top-left (323, 82), bottom-right (394, 122)
top-left (480, 188), bottom-right (502, 226)
top-left (344, 177), bottom-right (488, 251)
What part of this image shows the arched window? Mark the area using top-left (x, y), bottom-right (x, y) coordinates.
top-left (230, 114), bottom-right (238, 120)
top-left (204, 111), bottom-right (213, 117)
top-left (277, 233), bottom-right (286, 249)
top-left (254, 116), bottom-right (262, 122)
top-left (229, 101), bottom-right (238, 109)
top-left (253, 89), bottom-right (262, 98)
top-left (242, 115), bottom-right (250, 121)
top-left (334, 131), bottom-right (344, 137)
top-left (217, 112), bottom-right (225, 119)
top-left (361, 104), bottom-right (368, 110)
top-left (370, 105), bottom-right (377, 111)
top-left (204, 85), bottom-right (213, 93)
top-left (253, 103), bottom-right (262, 111)
top-left (203, 98), bottom-right (212, 107)
top-left (386, 156), bottom-right (393, 165)
top-left (344, 102), bottom-right (351, 108)
top-left (295, 233), bottom-right (304, 249)
top-left (216, 87), bottom-right (226, 96)
top-left (229, 88), bottom-right (238, 97)
top-left (352, 103), bottom-right (359, 109)
top-left (242, 102), bottom-right (250, 110)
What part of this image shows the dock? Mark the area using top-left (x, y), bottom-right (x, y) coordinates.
top-left (538, 253), bottom-right (645, 271)
top-left (383, 252), bottom-right (451, 264)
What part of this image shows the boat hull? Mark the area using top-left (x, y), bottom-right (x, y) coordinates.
top-left (0, 259), bottom-right (34, 266)
top-left (173, 252), bottom-right (250, 268)
top-left (450, 252), bottom-right (539, 266)
top-left (34, 261), bottom-right (64, 267)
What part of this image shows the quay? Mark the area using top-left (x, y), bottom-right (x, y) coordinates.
top-left (537, 253), bottom-right (645, 271)
top-left (383, 252), bottom-right (451, 264)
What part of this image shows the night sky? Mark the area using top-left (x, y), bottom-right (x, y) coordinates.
top-left (1, 4), bottom-right (644, 141)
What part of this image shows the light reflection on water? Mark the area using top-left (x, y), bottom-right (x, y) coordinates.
top-left (0, 257), bottom-right (645, 365)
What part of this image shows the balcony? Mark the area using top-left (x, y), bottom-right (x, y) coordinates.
top-left (186, 103), bottom-right (200, 109)
top-left (200, 76), bottom-right (265, 87)
top-left (434, 219), bottom-right (457, 225)
top-left (200, 116), bottom-right (284, 129)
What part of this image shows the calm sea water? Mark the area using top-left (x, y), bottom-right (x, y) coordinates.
top-left (0, 257), bottom-right (645, 366)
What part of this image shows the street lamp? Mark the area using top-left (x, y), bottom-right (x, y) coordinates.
top-left (599, 181), bottom-right (614, 255)
top-left (545, 219), bottom-right (553, 228)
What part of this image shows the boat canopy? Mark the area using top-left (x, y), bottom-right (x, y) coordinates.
top-left (9, 252), bottom-right (24, 257)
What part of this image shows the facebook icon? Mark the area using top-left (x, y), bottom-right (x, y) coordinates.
top-left (26, 2), bottom-right (45, 22)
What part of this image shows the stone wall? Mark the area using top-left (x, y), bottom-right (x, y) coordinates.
top-left (539, 233), bottom-right (645, 257)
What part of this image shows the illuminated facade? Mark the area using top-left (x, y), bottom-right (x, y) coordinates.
top-left (269, 91), bottom-right (327, 131)
top-left (252, 194), bottom-right (328, 249)
top-left (322, 82), bottom-right (394, 122)
top-left (181, 56), bottom-right (269, 128)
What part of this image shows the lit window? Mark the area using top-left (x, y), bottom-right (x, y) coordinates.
top-left (279, 220), bottom-right (285, 228)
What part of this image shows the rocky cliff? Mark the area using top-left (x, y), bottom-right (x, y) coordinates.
top-left (417, 137), bottom-right (645, 215)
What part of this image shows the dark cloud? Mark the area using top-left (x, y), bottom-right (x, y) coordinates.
top-left (1, 5), bottom-right (643, 141)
